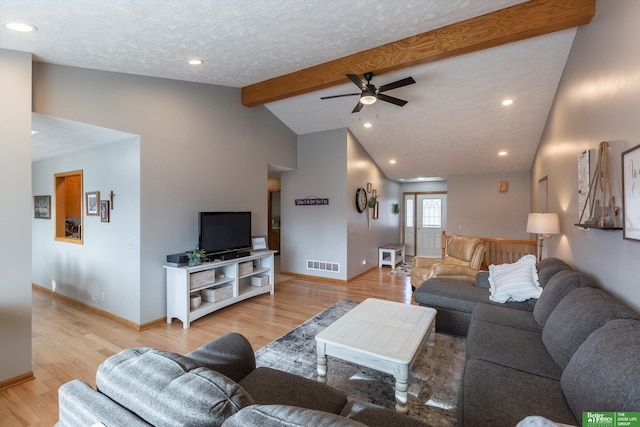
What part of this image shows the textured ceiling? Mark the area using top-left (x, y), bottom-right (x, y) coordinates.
top-left (1, 0), bottom-right (580, 180)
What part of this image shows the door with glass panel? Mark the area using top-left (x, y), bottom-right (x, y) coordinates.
top-left (403, 194), bottom-right (416, 256)
top-left (416, 194), bottom-right (447, 257)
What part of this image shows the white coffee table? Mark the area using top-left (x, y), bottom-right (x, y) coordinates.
top-left (315, 298), bottom-right (436, 413)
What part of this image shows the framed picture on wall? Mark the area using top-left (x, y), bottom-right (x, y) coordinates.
top-left (100, 200), bottom-right (110, 223)
top-left (86, 191), bottom-right (100, 216)
top-left (622, 144), bottom-right (640, 241)
top-left (34, 195), bottom-right (51, 219)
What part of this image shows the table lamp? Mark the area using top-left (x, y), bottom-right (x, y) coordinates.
top-left (526, 213), bottom-right (560, 261)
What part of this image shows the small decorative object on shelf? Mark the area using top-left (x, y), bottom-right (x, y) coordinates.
top-left (186, 248), bottom-right (206, 266)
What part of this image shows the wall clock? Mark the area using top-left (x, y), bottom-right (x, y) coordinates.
top-left (355, 187), bottom-right (367, 213)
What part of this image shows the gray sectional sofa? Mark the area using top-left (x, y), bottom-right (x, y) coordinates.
top-left (413, 257), bottom-right (640, 426)
top-left (56, 332), bottom-right (428, 427)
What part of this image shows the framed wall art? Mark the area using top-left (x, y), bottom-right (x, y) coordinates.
top-left (622, 144), bottom-right (640, 241)
top-left (86, 191), bottom-right (100, 216)
top-left (100, 200), bottom-right (110, 223)
top-left (34, 195), bottom-right (51, 219)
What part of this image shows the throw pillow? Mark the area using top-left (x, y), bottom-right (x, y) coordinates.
top-left (488, 255), bottom-right (542, 303)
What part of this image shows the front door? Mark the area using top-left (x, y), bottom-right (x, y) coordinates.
top-left (416, 194), bottom-right (447, 257)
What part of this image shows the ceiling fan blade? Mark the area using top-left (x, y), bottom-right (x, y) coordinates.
top-left (352, 101), bottom-right (364, 113)
top-left (378, 77), bottom-right (416, 93)
top-left (320, 93), bottom-right (360, 100)
top-left (377, 93), bottom-right (408, 107)
top-left (346, 74), bottom-right (366, 90)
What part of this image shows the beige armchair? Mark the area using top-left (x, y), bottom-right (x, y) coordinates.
top-left (410, 235), bottom-right (486, 289)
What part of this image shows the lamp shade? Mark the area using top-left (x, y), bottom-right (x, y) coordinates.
top-left (526, 213), bottom-right (560, 235)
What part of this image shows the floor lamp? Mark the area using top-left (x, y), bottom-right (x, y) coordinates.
top-left (526, 213), bottom-right (560, 261)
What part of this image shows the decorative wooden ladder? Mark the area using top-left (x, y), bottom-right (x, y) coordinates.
top-left (578, 141), bottom-right (618, 227)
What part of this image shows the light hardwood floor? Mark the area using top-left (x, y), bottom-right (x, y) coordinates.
top-left (0, 263), bottom-right (413, 427)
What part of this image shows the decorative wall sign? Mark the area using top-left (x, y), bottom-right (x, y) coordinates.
top-left (623, 144), bottom-right (640, 241)
top-left (295, 196), bottom-right (329, 206)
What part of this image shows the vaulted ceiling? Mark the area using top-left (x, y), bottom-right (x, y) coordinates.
top-left (1, 0), bottom-right (594, 180)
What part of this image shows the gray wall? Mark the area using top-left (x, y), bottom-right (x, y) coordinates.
top-left (33, 63), bottom-right (297, 324)
top-left (281, 129), bottom-right (400, 280)
top-left (32, 138), bottom-right (141, 322)
top-left (448, 172), bottom-right (531, 238)
top-left (532, 0), bottom-right (640, 312)
top-left (0, 49), bottom-right (32, 383)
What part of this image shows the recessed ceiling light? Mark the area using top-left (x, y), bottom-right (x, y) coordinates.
top-left (501, 99), bottom-right (514, 106)
top-left (188, 59), bottom-right (203, 66)
top-left (389, 159), bottom-right (396, 164)
top-left (5, 22), bottom-right (38, 32)
top-left (498, 151), bottom-right (508, 156)
top-left (363, 122), bottom-right (372, 128)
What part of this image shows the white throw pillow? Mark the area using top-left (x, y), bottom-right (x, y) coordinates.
top-left (488, 254), bottom-right (542, 303)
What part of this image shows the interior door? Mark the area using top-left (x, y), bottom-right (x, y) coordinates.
top-left (416, 194), bottom-right (447, 257)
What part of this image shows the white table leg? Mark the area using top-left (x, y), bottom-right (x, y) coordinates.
top-left (316, 343), bottom-right (328, 383)
top-left (394, 365), bottom-right (409, 413)
top-left (427, 321), bottom-right (436, 357)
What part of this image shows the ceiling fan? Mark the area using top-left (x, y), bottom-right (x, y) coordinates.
top-left (321, 72), bottom-right (416, 113)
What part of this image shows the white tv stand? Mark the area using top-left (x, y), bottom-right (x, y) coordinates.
top-left (165, 250), bottom-right (275, 328)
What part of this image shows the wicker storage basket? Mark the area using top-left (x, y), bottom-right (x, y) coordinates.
top-left (201, 284), bottom-right (233, 302)
top-left (250, 274), bottom-right (269, 287)
top-left (239, 261), bottom-right (253, 275)
top-left (190, 269), bottom-right (217, 289)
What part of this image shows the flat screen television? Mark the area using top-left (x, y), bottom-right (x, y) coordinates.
top-left (198, 211), bottom-right (251, 255)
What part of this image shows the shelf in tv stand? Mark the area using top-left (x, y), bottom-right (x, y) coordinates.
top-left (164, 250), bottom-right (275, 329)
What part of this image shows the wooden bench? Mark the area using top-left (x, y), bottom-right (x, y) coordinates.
top-left (379, 243), bottom-right (405, 268)
top-left (438, 231), bottom-right (536, 270)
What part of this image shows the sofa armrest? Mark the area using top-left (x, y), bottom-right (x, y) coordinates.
top-left (186, 332), bottom-right (256, 382)
top-left (57, 380), bottom-right (151, 427)
top-left (413, 257), bottom-right (442, 268)
top-left (475, 271), bottom-right (490, 289)
top-left (431, 264), bottom-right (478, 283)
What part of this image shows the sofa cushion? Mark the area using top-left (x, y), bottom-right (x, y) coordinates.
top-left (472, 303), bottom-right (541, 332)
top-left (96, 348), bottom-right (253, 427)
top-left (239, 367), bottom-right (347, 415)
top-left (186, 332), bottom-right (256, 383)
top-left (488, 255), bottom-right (542, 303)
top-left (341, 401), bottom-right (429, 427)
top-left (466, 321), bottom-right (562, 380)
top-left (561, 319), bottom-right (640, 420)
top-left (414, 278), bottom-right (533, 313)
top-left (460, 359), bottom-right (577, 427)
top-left (543, 287), bottom-right (638, 370)
top-left (536, 258), bottom-right (572, 288)
top-left (222, 404), bottom-right (367, 427)
top-left (533, 270), bottom-right (593, 327)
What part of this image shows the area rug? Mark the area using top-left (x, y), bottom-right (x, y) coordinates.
top-left (389, 259), bottom-right (413, 276)
top-left (255, 299), bottom-right (466, 427)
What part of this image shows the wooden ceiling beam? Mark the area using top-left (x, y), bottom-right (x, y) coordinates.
top-left (241, 0), bottom-right (594, 107)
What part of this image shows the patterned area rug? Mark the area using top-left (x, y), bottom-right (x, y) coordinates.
top-left (255, 299), bottom-right (466, 426)
top-left (389, 259), bottom-right (413, 276)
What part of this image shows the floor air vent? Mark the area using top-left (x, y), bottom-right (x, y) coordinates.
top-left (307, 260), bottom-right (340, 272)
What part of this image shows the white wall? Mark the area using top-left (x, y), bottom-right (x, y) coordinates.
top-left (33, 63), bottom-right (297, 324)
top-left (532, 0), bottom-right (640, 312)
top-left (281, 129), bottom-right (400, 280)
top-left (448, 172), bottom-right (531, 238)
top-left (32, 138), bottom-right (141, 322)
top-left (0, 49), bottom-right (32, 383)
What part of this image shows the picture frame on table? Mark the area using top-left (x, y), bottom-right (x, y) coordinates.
top-left (33, 195), bottom-right (51, 219)
top-left (622, 144), bottom-right (640, 241)
top-left (100, 200), bottom-right (110, 223)
top-left (251, 235), bottom-right (268, 251)
top-left (86, 191), bottom-right (100, 216)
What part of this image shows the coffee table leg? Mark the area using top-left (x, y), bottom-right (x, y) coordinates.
top-left (427, 321), bottom-right (436, 357)
top-left (394, 365), bottom-right (409, 413)
top-left (316, 343), bottom-right (328, 383)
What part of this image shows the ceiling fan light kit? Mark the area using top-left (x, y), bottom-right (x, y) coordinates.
top-left (321, 72), bottom-right (415, 113)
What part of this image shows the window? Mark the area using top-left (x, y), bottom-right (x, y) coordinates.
top-left (54, 170), bottom-right (83, 244)
top-left (422, 198), bottom-right (442, 228)
top-left (406, 198), bottom-right (414, 228)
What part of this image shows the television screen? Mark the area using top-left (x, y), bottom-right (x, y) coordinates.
top-left (198, 212), bottom-right (251, 255)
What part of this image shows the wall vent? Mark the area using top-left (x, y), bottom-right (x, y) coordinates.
top-left (307, 259), bottom-right (340, 272)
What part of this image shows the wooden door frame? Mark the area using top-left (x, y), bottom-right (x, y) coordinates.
top-left (401, 191), bottom-right (447, 255)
